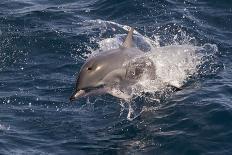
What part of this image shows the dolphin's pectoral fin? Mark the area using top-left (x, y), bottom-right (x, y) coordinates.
top-left (122, 28), bottom-right (134, 48)
top-left (109, 88), bottom-right (132, 101)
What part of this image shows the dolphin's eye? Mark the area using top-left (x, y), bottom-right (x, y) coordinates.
top-left (87, 67), bottom-right (92, 71)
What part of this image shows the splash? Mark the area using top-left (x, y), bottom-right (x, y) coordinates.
top-left (79, 19), bottom-right (219, 120)
top-left (0, 123), bottom-right (10, 131)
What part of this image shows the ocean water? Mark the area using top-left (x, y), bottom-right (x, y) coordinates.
top-left (0, 0), bottom-right (232, 154)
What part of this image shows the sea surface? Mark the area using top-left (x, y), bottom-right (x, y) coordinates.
top-left (0, 0), bottom-right (232, 154)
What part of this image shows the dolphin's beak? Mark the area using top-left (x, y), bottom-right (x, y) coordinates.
top-left (69, 89), bottom-right (86, 102)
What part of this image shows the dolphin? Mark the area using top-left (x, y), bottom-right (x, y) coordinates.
top-left (70, 28), bottom-right (158, 101)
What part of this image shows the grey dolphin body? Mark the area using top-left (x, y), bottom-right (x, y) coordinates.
top-left (70, 28), bottom-right (155, 101)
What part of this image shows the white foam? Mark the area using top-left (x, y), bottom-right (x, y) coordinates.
top-left (0, 123), bottom-right (10, 131)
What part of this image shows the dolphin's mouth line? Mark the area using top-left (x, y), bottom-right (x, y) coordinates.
top-left (70, 85), bottom-right (106, 102)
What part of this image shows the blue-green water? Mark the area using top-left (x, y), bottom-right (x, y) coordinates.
top-left (0, 0), bottom-right (232, 154)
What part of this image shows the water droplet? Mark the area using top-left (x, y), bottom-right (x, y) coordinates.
top-left (85, 8), bottom-right (90, 13)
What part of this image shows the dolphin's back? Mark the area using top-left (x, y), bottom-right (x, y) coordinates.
top-left (90, 47), bottom-right (143, 68)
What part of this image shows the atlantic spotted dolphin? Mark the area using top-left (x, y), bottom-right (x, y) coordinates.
top-left (70, 28), bottom-right (157, 101)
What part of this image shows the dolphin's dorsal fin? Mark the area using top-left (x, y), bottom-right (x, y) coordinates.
top-left (122, 28), bottom-right (134, 48)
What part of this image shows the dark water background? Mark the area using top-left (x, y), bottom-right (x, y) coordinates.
top-left (0, 0), bottom-right (232, 154)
